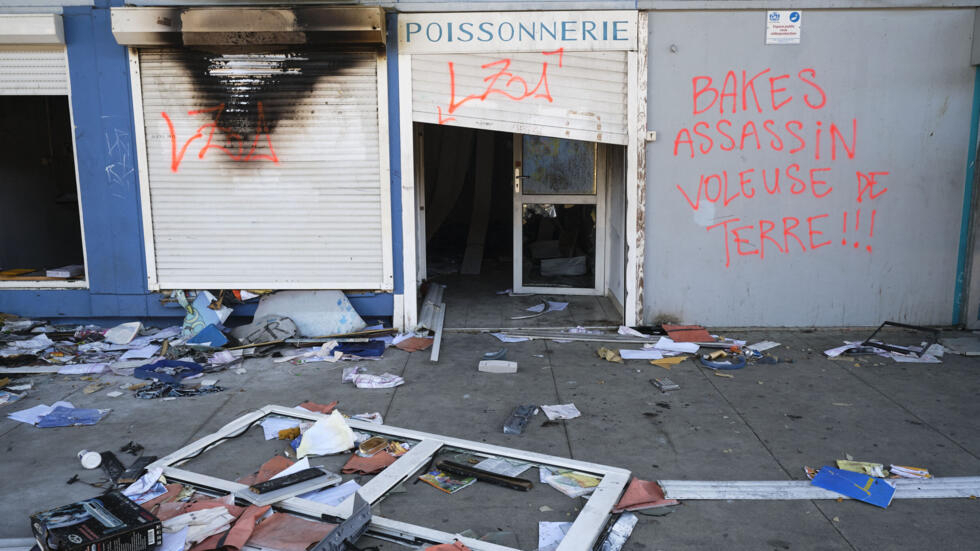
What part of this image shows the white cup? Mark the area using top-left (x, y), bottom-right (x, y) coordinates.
top-left (78, 450), bottom-right (101, 469)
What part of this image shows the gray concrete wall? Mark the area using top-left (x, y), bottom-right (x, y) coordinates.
top-left (645, 9), bottom-right (976, 326)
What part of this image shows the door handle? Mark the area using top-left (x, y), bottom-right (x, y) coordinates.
top-left (514, 168), bottom-right (529, 193)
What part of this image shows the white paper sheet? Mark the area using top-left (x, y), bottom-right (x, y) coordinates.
top-left (617, 326), bottom-right (650, 337)
top-left (300, 480), bottom-right (361, 506)
top-left (474, 457), bottom-right (532, 477)
top-left (8, 400), bottom-right (74, 425)
top-left (120, 344), bottom-right (161, 360)
top-left (104, 322), bottom-right (142, 345)
top-left (57, 363), bottom-right (108, 375)
top-left (824, 342), bottom-right (862, 358)
top-left (260, 417), bottom-right (303, 440)
top-left (122, 467), bottom-right (165, 503)
top-left (619, 349), bottom-right (663, 360)
top-left (271, 457), bottom-right (310, 479)
top-left (538, 521), bottom-right (573, 551)
top-left (527, 301), bottom-right (569, 313)
top-left (747, 341), bottom-right (780, 352)
top-left (540, 404), bottom-right (581, 421)
top-left (159, 527), bottom-right (188, 551)
top-left (650, 337), bottom-right (700, 354)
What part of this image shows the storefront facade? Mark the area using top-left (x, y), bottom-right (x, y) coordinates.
top-left (1, 1), bottom-right (979, 330)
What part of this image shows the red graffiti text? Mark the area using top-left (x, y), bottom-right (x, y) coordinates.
top-left (161, 102), bottom-right (279, 173)
top-left (438, 48), bottom-right (564, 124)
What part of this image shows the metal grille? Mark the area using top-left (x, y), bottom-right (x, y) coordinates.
top-left (137, 49), bottom-right (389, 290)
top-left (0, 46), bottom-right (67, 95)
top-left (412, 50), bottom-right (628, 145)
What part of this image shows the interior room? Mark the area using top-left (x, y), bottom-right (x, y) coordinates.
top-left (0, 95), bottom-right (85, 284)
top-left (416, 123), bottom-right (626, 329)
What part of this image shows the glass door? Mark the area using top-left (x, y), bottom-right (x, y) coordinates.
top-left (513, 134), bottom-right (605, 295)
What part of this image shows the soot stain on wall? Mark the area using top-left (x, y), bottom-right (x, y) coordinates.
top-left (175, 48), bottom-right (362, 147)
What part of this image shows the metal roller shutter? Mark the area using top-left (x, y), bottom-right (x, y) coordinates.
top-left (411, 50), bottom-right (628, 145)
top-left (0, 46), bottom-right (68, 95)
top-left (136, 49), bottom-right (391, 290)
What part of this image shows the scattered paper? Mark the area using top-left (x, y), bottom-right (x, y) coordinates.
top-left (8, 401), bottom-right (74, 425)
top-left (159, 527), bottom-right (188, 551)
top-left (272, 457), bottom-right (310, 480)
top-left (890, 465), bottom-right (931, 479)
top-left (619, 349), bottom-right (663, 360)
top-left (0, 390), bottom-right (23, 406)
top-left (351, 373), bottom-right (404, 389)
top-left (58, 363), bottom-right (108, 375)
top-left (618, 326), bottom-right (650, 338)
top-left (649, 337), bottom-right (700, 354)
top-left (106, 391), bottom-right (123, 398)
top-left (527, 301), bottom-right (568, 313)
top-left (104, 322), bottom-right (142, 345)
top-left (261, 417), bottom-right (303, 440)
top-left (123, 467), bottom-right (166, 503)
top-left (474, 457), bottom-right (532, 477)
top-left (540, 403), bottom-right (581, 421)
top-left (8, 333), bottom-right (55, 351)
top-left (837, 460), bottom-right (888, 478)
top-left (120, 344), bottom-right (161, 360)
top-left (747, 341), bottom-right (780, 352)
top-left (538, 521), bottom-right (573, 551)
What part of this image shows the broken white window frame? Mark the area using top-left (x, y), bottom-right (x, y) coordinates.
top-left (146, 404), bottom-right (631, 551)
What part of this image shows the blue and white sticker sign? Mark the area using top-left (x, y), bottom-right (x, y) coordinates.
top-left (766, 11), bottom-right (802, 45)
top-left (398, 11), bottom-right (637, 54)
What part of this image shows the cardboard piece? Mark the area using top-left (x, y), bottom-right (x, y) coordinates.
top-left (811, 466), bottom-right (896, 508)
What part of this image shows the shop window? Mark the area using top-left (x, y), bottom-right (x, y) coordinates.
top-left (0, 96), bottom-right (84, 283)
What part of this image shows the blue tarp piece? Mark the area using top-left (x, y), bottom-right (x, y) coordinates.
top-left (333, 341), bottom-right (386, 358)
top-left (37, 406), bottom-right (107, 428)
top-left (187, 324), bottom-right (228, 349)
top-left (134, 360), bottom-right (203, 385)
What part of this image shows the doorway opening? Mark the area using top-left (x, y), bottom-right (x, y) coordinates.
top-left (415, 123), bottom-right (627, 328)
top-left (0, 95), bottom-right (86, 286)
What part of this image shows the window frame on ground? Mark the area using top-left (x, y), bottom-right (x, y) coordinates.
top-left (148, 404), bottom-right (631, 551)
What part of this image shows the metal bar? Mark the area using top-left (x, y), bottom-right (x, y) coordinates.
top-left (430, 303), bottom-right (445, 362)
top-left (498, 330), bottom-right (658, 344)
top-left (659, 477), bottom-right (980, 500)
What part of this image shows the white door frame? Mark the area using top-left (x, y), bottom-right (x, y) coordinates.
top-left (396, 11), bottom-right (644, 329)
top-left (512, 134), bottom-right (606, 296)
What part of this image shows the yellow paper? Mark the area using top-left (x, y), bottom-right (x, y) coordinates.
top-left (650, 356), bottom-right (689, 367)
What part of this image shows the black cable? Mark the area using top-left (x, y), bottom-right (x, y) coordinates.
top-left (177, 416), bottom-right (266, 463)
